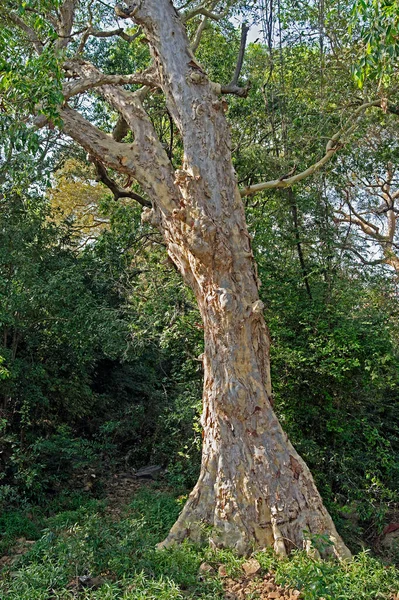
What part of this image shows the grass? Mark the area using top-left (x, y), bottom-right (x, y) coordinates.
top-left (0, 486), bottom-right (399, 599)
top-left (0, 491), bottom-right (98, 556)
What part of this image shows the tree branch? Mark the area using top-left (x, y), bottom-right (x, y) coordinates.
top-left (182, 2), bottom-right (229, 23)
top-left (337, 244), bottom-right (388, 267)
top-left (240, 100), bottom-right (383, 197)
top-left (77, 25), bottom-right (141, 53)
top-left (5, 12), bottom-right (44, 55)
top-left (344, 191), bottom-right (380, 234)
top-left (62, 61), bottom-right (164, 150)
top-left (56, 0), bottom-right (78, 50)
top-left (230, 23), bottom-right (249, 87)
top-left (59, 103), bottom-right (179, 216)
top-left (91, 158), bottom-right (150, 207)
top-left (62, 63), bottom-right (158, 100)
top-left (91, 26), bottom-right (141, 43)
top-left (59, 106), bottom-right (139, 173)
top-left (335, 212), bottom-right (381, 238)
top-left (218, 83), bottom-right (250, 97)
top-left (189, 0), bottom-right (220, 51)
top-left (112, 116), bottom-right (129, 142)
top-left (191, 16), bottom-right (208, 52)
top-left (216, 24), bottom-right (251, 97)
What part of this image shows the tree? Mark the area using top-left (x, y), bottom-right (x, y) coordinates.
top-left (332, 122), bottom-right (399, 274)
top-left (48, 158), bottom-right (110, 243)
top-left (1, 0), bottom-right (376, 558)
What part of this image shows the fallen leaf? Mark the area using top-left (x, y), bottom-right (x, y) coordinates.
top-left (383, 523), bottom-right (399, 535)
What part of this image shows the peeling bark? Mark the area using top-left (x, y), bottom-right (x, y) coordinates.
top-left (155, 199), bottom-right (350, 558)
top-left (49, 0), bottom-right (351, 559)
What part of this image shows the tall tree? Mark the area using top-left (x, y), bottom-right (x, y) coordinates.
top-left (3, 0), bottom-right (385, 557)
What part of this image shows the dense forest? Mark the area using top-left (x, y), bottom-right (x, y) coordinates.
top-left (1, 0), bottom-right (399, 598)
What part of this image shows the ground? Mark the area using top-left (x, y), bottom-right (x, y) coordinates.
top-left (1, 472), bottom-right (399, 599)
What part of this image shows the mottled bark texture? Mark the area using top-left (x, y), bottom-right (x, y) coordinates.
top-left (56, 0), bottom-right (350, 558)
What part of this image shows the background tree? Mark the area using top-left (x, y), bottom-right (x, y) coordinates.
top-left (331, 119), bottom-right (399, 273)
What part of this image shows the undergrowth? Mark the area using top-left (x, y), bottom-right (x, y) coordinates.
top-left (0, 486), bottom-right (399, 599)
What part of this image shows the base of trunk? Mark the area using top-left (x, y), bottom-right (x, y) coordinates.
top-left (158, 414), bottom-right (351, 560)
top-left (158, 474), bottom-right (350, 560)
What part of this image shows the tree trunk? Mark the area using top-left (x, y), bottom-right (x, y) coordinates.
top-left (156, 190), bottom-right (350, 558)
top-left (48, 0), bottom-right (351, 560)
top-left (128, 0), bottom-right (350, 560)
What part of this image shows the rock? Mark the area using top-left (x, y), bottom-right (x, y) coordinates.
top-left (134, 465), bottom-right (163, 479)
top-left (242, 558), bottom-right (261, 576)
top-left (218, 564), bottom-right (228, 577)
top-left (381, 526), bottom-right (399, 551)
top-left (199, 562), bottom-right (214, 573)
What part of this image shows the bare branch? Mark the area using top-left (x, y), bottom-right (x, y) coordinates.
top-left (60, 106), bottom-right (138, 173)
top-left (182, 2), bottom-right (229, 23)
top-left (58, 98), bottom-right (179, 216)
top-left (240, 100), bottom-right (383, 197)
top-left (77, 25), bottom-right (141, 53)
top-left (191, 16), bottom-right (208, 52)
top-left (213, 24), bottom-right (251, 97)
top-left (220, 83), bottom-right (250, 97)
top-left (230, 23), bottom-right (249, 87)
top-left (344, 193), bottom-right (380, 234)
top-left (337, 244), bottom-right (388, 267)
top-left (62, 63), bottom-right (158, 100)
top-left (62, 61), bottom-right (162, 142)
top-left (189, 0), bottom-right (220, 50)
top-left (90, 26), bottom-right (141, 43)
top-left (91, 158), bottom-right (150, 207)
top-left (335, 212), bottom-right (381, 238)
